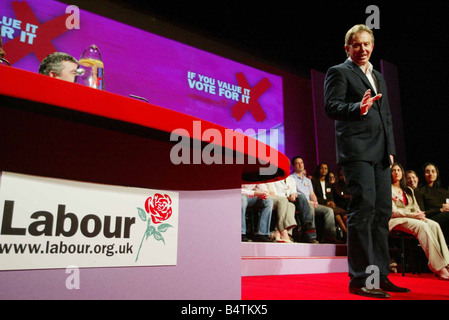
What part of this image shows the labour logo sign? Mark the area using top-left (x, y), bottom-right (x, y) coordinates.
top-left (0, 172), bottom-right (179, 271)
top-left (135, 194), bottom-right (174, 262)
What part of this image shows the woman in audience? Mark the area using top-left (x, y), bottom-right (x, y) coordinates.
top-left (414, 162), bottom-right (449, 243)
top-left (405, 170), bottom-right (419, 190)
top-left (390, 163), bottom-right (449, 279)
top-left (312, 163), bottom-right (347, 238)
top-left (332, 167), bottom-right (350, 211)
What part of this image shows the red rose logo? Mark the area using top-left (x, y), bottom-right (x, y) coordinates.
top-left (145, 194), bottom-right (172, 224)
top-left (135, 193), bottom-right (174, 262)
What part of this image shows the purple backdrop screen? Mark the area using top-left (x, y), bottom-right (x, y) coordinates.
top-left (1, 0), bottom-right (284, 152)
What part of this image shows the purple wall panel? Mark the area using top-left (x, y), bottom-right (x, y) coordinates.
top-left (311, 69), bottom-right (338, 174)
top-left (282, 73), bottom-right (317, 174)
top-left (381, 60), bottom-right (407, 167)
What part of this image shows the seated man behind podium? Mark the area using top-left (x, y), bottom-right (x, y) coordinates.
top-left (0, 36), bottom-right (5, 58)
top-left (0, 32), bottom-right (10, 65)
top-left (241, 184), bottom-right (273, 242)
top-left (39, 52), bottom-right (78, 82)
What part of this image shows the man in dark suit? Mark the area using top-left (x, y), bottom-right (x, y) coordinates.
top-left (324, 24), bottom-right (410, 298)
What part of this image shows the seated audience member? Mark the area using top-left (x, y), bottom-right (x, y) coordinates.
top-left (328, 171), bottom-right (336, 184)
top-left (390, 163), bottom-right (449, 279)
top-left (290, 156), bottom-right (338, 243)
top-left (405, 170), bottom-right (419, 190)
top-left (0, 33), bottom-right (4, 57)
top-left (265, 181), bottom-right (297, 243)
top-left (304, 169), bottom-right (313, 181)
top-left (39, 52), bottom-right (78, 82)
top-left (0, 34), bottom-right (8, 64)
top-left (415, 162), bottom-right (449, 243)
top-left (241, 184), bottom-right (273, 242)
top-left (332, 167), bottom-right (350, 211)
top-left (267, 177), bottom-right (317, 243)
top-left (313, 163), bottom-right (347, 237)
top-left (0, 32), bottom-right (10, 66)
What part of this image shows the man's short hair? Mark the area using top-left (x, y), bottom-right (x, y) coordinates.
top-left (291, 156), bottom-right (303, 164)
top-left (344, 24), bottom-right (375, 46)
top-left (39, 52), bottom-right (78, 76)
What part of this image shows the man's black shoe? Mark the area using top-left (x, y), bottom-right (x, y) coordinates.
top-left (380, 278), bottom-right (411, 293)
top-left (349, 286), bottom-right (391, 299)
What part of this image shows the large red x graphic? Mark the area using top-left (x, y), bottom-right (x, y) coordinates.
top-left (231, 72), bottom-right (271, 122)
top-left (2, 1), bottom-right (71, 65)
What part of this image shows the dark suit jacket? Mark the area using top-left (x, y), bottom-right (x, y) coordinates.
top-left (312, 178), bottom-right (334, 205)
top-left (324, 59), bottom-right (396, 165)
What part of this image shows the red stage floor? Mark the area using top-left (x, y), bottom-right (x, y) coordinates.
top-left (242, 272), bottom-right (449, 300)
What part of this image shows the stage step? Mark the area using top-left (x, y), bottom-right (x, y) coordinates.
top-left (241, 242), bottom-right (348, 276)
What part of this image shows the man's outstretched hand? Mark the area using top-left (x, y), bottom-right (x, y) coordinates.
top-left (360, 89), bottom-right (382, 115)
